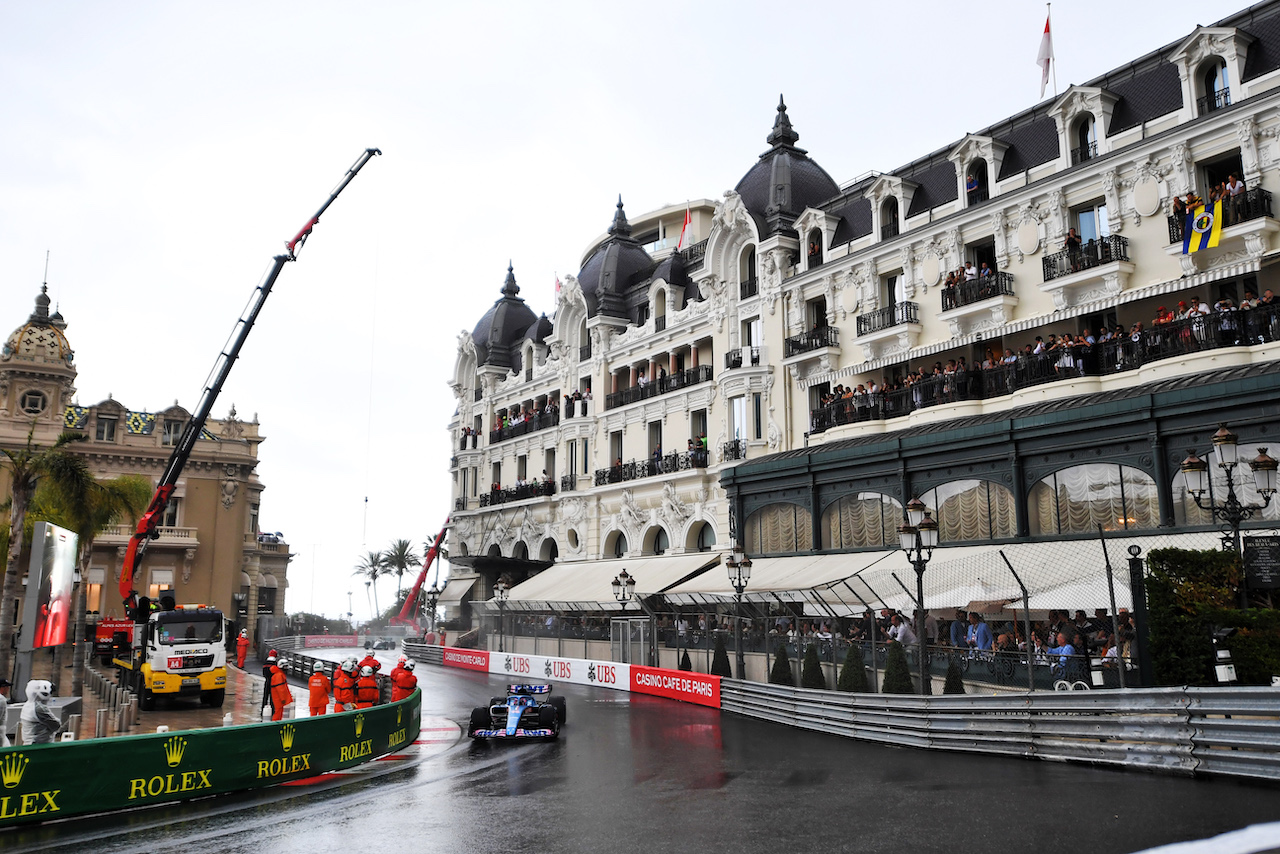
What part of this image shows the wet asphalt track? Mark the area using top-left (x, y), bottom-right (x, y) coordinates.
top-left (6, 661), bottom-right (1280, 854)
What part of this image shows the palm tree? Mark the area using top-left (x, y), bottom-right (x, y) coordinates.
top-left (35, 474), bottom-right (151, 695)
top-left (384, 538), bottom-right (421, 606)
top-left (0, 426), bottom-right (90, 677)
top-left (352, 550), bottom-right (387, 619)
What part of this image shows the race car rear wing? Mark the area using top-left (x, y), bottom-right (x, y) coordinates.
top-left (507, 684), bottom-right (553, 694)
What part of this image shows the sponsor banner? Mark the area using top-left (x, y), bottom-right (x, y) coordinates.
top-left (441, 647), bottom-right (490, 672)
top-left (0, 691), bottom-right (420, 829)
top-left (630, 665), bottom-right (721, 708)
top-left (490, 652), bottom-right (628, 691)
top-left (303, 635), bottom-right (358, 649)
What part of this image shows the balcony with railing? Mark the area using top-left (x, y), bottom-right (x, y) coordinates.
top-left (783, 325), bottom-right (838, 358)
top-left (740, 276), bottom-right (758, 300)
top-left (655, 315), bottom-right (667, 332)
top-left (1040, 235), bottom-right (1133, 310)
top-left (681, 238), bottom-right (708, 272)
top-left (560, 396), bottom-right (593, 419)
top-left (1070, 140), bottom-right (1097, 166)
top-left (724, 346), bottom-right (763, 370)
top-left (478, 480), bottom-right (556, 507)
top-left (940, 273), bottom-right (1014, 311)
top-left (489, 409), bottom-right (559, 445)
top-left (605, 364), bottom-right (713, 409)
top-left (809, 301), bottom-right (1280, 435)
top-left (101, 524), bottom-right (198, 544)
top-left (459, 432), bottom-right (479, 450)
top-left (593, 449), bottom-right (709, 486)
top-left (857, 302), bottom-right (919, 336)
top-left (1197, 89), bottom-right (1231, 115)
top-left (1167, 188), bottom-right (1274, 244)
top-left (580, 342), bottom-right (592, 360)
top-left (560, 473), bottom-right (577, 492)
top-left (721, 439), bottom-right (747, 461)
top-left (880, 220), bottom-right (899, 240)
top-left (455, 497), bottom-right (466, 511)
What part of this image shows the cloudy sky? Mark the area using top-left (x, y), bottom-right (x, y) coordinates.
top-left (0, 1), bottom-right (1248, 621)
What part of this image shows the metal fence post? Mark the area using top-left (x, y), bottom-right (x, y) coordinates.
top-left (1128, 547), bottom-right (1154, 687)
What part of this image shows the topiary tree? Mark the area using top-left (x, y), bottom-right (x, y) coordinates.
top-left (881, 641), bottom-right (915, 694)
top-left (768, 642), bottom-right (793, 685)
top-left (837, 644), bottom-right (869, 693)
top-left (710, 632), bottom-right (733, 678)
top-left (679, 649), bottom-right (693, 671)
top-left (800, 643), bottom-right (827, 689)
top-left (943, 656), bottom-right (966, 694)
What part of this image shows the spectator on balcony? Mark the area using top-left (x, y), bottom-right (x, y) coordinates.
top-left (979, 261), bottom-right (992, 278)
top-left (652, 444), bottom-right (662, 466)
top-left (887, 612), bottom-right (917, 645)
top-left (1226, 173), bottom-right (1246, 225)
top-left (963, 261), bottom-right (978, 281)
top-left (966, 612), bottom-right (994, 652)
top-left (1002, 348), bottom-right (1017, 365)
top-left (949, 610), bottom-right (969, 647)
top-left (637, 373), bottom-right (648, 389)
top-left (1064, 227), bottom-right (1083, 271)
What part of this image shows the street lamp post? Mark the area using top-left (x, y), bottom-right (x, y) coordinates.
top-left (494, 579), bottom-right (509, 652)
top-left (612, 569), bottom-right (636, 662)
top-left (898, 497), bottom-right (939, 696)
top-left (1180, 424), bottom-right (1277, 608)
top-left (424, 582), bottom-right (440, 637)
top-left (725, 545), bottom-right (752, 680)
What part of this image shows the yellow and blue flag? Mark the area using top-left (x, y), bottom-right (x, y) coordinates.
top-left (1183, 201), bottom-right (1223, 254)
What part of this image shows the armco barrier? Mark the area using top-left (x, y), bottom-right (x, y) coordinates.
top-left (0, 691), bottom-right (420, 828)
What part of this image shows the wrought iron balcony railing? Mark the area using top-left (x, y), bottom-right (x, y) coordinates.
top-left (1070, 140), bottom-right (1097, 166)
top-left (740, 277), bottom-right (758, 300)
top-left (593, 449), bottom-right (709, 486)
top-left (856, 302), bottom-right (919, 336)
top-left (478, 480), bottom-right (556, 507)
top-left (941, 272), bottom-right (1015, 311)
top-left (1197, 89), bottom-right (1231, 115)
top-left (724, 346), bottom-right (762, 370)
top-left (721, 439), bottom-right (747, 461)
top-left (605, 364), bottom-right (713, 409)
top-left (1041, 234), bottom-right (1130, 282)
top-left (1167, 188), bottom-right (1273, 243)
top-left (489, 409), bottom-right (559, 445)
top-left (784, 325), bottom-right (838, 357)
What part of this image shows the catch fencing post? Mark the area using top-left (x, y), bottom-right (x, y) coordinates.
top-left (998, 550), bottom-right (1035, 693)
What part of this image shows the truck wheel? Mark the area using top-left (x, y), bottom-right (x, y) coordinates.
top-left (468, 707), bottom-right (488, 738)
top-left (203, 689), bottom-right (225, 708)
top-left (551, 696), bottom-right (567, 725)
top-left (141, 688), bottom-right (156, 711)
top-left (99, 656), bottom-right (113, 667)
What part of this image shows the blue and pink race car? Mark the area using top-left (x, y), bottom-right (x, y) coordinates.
top-left (468, 684), bottom-right (567, 740)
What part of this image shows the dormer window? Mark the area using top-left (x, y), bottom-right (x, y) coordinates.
top-left (806, 229), bottom-right (824, 267)
top-left (880, 197), bottom-right (899, 239)
top-left (162, 418), bottom-right (183, 446)
top-left (1198, 58), bottom-right (1230, 114)
top-left (95, 415), bottom-right (117, 442)
top-left (1071, 116), bottom-right (1097, 165)
top-left (965, 160), bottom-right (989, 206)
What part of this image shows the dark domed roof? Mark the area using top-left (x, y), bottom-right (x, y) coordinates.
top-left (576, 198), bottom-right (655, 319)
top-left (734, 96), bottom-right (839, 237)
top-left (525, 313), bottom-right (553, 344)
top-left (652, 249), bottom-right (689, 289)
top-left (471, 264), bottom-right (538, 370)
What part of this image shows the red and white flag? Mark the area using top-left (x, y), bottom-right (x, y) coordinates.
top-left (554, 274), bottom-right (561, 294)
top-left (1037, 11), bottom-right (1054, 98)
top-left (676, 205), bottom-right (692, 250)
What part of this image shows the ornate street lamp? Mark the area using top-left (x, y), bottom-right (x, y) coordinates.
top-left (494, 579), bottom-right (510, 652)
top-left (725, 544), bottom-right (753, 680)
top-left (1181, 424), bottom-right (1277, 608)
top-left (611, 569), bottom-right (636, 613)
top-left (424, 582), bottom-right (441, 636)
top-left (898, 497), bottom-right (938, 695)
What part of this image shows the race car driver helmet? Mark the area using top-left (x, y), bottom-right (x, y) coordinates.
top-left (360, 665), bottom-right (374, 677)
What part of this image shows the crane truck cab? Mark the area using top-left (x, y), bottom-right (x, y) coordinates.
top-left (136, 605), bottom-right (228, 710)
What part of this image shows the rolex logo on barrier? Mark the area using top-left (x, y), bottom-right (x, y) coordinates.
top-left (397, 706), bottom-right (402, 727)
top-left (280, 724), bottom-right (296, 753)
top-left (354, 713), bottom-right (364, 739)
top-left (1, 754), bottom-right (28, 789)
top-left (164, 736), bottom-right (188, 768)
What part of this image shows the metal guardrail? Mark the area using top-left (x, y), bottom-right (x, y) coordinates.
top-left (719, 680), bottom-right (1280, 781)
top-left (269, 637), bottom-right (393, 703)
top-left (402, 640), bottom-right (444, 666)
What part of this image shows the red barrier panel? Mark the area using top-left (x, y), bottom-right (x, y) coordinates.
top-left (630, 665), bottom-right (721, 708)
top-left (303, 635), bottom-right (358, 648)
top-left (442, 647), bottom-right (490, 672)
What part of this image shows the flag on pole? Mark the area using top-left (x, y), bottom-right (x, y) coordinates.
top-left (555, 273), bottom-right (561, 294)
top-left (1183, 202), bottom-right (1223, 254)
top-left (676, 204), bottom-right (692, 250)
top-left (1037, 12), bottom-right (1054, 98)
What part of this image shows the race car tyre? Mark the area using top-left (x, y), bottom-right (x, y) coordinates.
top-left (468, 707), bottom-right (488, 738)
top-left (489, 697), bottom-right (507, 708)
top-left (202, 689), bottom-right (225, 708)
top-left (551, 696), bottom-right (567, 725)
top-left (538, 705), bottom-right (556, 728)
top-left (141, 688), bottom-right (156, 711)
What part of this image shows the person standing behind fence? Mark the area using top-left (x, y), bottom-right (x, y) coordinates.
top-left (391, 659), bottom-right (418, 701)
top-left (308, 662), bottom-right (332, 716)
top-left (269, 658), bottom-right (294, 721)
top-left (355, 666), bottom-right (380, 708)
top-left (333, 657), bottom-right (358, 711)
top-left (236, 629), bottom-right (250, 669)
top-left (263, 651), bottom-right (279, 718)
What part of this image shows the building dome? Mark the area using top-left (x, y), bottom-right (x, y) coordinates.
top-left (733, 96), bottom-right (840, 237)
top-left (2, 286), bottom-right (74, 366)
top-left (525, 313), bottom-right (553, 345)
top-left (471, 263), bottom-right (538, 370)
top-left (576, 198), bottom-right (655, 319)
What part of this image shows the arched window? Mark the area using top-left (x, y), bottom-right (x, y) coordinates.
top-left (688, 521), bottom-right (716, 552)
top-left (743, 503), bottom-right (812, 555)
top-left (1172, 468), bottom-right (1280, 527)
top-left (605, 531), bottom-right (628, 558)
top-left (806, 229), bottom-right (824, 267)
top-left (1029, 464), bottom-right (1158, 535)
top-left (1071, 116), bottom-right (1097, 165)
top-left (1199, 58), bottom-right (1231, 114)
top-left (644, 526), bottom-right (670, 556)
top-left (486, 543), bottom-right (503, 558)
top-left (654, 288), bottom-right (667, 331)
top-left (920, 480), bottom-right (1017, 542)
top-left (512, 541), bottom-right (529, 561)
top-left (821, 493), bottom-right (902, 549)
top-left (579, 319), bottom-right (591, 360)
top-left (539, 538), bottom-right (559, 562)
top-left (965, 159), bottom-right (989, 205)
top-left (880, 197), bottom-right (899, 239)
top-left (740, 247), bottom-right (758, 299)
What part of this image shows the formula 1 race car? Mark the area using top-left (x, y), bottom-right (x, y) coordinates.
top-left (468, 684), bottom-right (566, 740)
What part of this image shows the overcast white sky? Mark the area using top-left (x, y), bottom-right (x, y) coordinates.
top-left (0, 1), bottom-right (1250, 621)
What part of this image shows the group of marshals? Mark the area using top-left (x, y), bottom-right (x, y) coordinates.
top-left (243, 648), bottom-right (418, 719)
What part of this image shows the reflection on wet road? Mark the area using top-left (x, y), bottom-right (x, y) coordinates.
top-left (8, 663), bottom-right (1280, 854)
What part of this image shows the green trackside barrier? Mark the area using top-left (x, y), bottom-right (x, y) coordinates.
top-left (0, 690), bottom-right (421, 829)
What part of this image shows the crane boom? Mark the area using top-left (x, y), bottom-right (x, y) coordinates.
top-left (392, 522), bottom-right (449, 631)
top-left (119, 148), bottom-right (381, 605)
